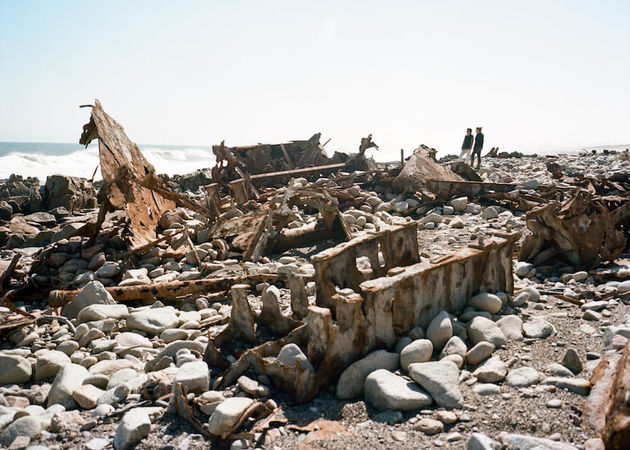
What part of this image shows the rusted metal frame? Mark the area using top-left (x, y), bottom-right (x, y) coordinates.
top-left (425, 179), bottom-right (519, 198)
top-left (48, 273), bottom-right (286, 305)
top-left (311, 223), bottom-right (419, 309)
top-left (246, 162), bottom-right (347, 182)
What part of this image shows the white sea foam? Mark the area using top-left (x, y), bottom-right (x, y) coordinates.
top-left (0, 146), bottom-right (216, 181)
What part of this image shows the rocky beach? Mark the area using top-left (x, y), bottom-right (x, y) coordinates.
top-left (1, 109), bottom-right (630, 450)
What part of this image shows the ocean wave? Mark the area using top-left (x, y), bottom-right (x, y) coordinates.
top-left (0, 146), bottom-right (216, 181)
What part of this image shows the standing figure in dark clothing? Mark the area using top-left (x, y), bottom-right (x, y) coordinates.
top-left (459, 128), bottom-right (473, 162)
top-left (471, 127), bottom-right (484, 169)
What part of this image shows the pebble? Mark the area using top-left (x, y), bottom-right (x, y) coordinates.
top-left (414, 418), bottom-right (443, 435)
top-left (561, 348), bottom-right (583, 374)
top-left (546, 399), bottom-right (563, 408)
top-left (505, 367), bottom-right (539, 387)
top-left (473, 383), bottom-right (501, 395)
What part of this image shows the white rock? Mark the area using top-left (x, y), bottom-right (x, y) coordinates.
top-left (61, 281), bottom-right (116, 319)
top-left (0, 416), bottom-right (42, 447)
top-left (78, 304), bottom-right (129, 323)
top-left (451, 197), bottom-right (468, 212)
top-left (72, 384), bottom-right (104, 409)
top-left (473, 356), bottom-right (508, 383)
top-left (523, 317), bottom-right (554, 339)
top-left (113, 408), bottom-right (151, 450)
top-left (468, 293), bottom-right (502, 314)
top-left (364, 369), bottom-right (433, 411)
top-left (126, 308), bottom-right (180, 335)
top-left (408, 361), bottom-right (463, 408)
top-left (35, 350), bottom-right (71, 380)
top-left (426, 311), bottom-right (452, 351)
top-left (207, 397), bottom-right (254, 436)
top-left (439, 336), bottom-right (467, 359)
top-left (465, 342), bottom-right (495, 365)
top-left (336, 350), bottom-right (399, 400)
top-left (514, 261), bottom-right (534, 278)
top-left (468, 316), bottom-right (507, 348)
top-left (276, 343), bottom-right (314, 372)
top-left (48, 363), bottom-right (89, 409)
top-left (400, 339), bottom-right (433, 372)
top-left (173, 361), bottom-right (209, 394)
top-left (505, 367), bottom-right (539, 387)
top-left (115, 332), bottom-right (152, 348)
top-left (495, 315), bottom-right (523, 341)
top-left (0, 354), bottom-right (32, 385)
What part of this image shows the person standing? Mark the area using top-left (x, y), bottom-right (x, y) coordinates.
top-left (459, 128), bottom-right (473, 162)
top-left (471, 126), bottom-right (484, 169)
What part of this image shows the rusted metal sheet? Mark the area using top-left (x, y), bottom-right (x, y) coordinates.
top-left (311, 222), bottom-right (419, 309)
top-left (425, 179), bottom-right (518, 199)
top-left (80, 101), bottom-right (176, 249)
top-left (519, 189), bottom-right (626, 268)
top-left (585, 341), bottom-right (630, 448)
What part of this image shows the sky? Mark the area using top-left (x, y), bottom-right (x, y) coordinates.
top-left (0, 0), bottom-right (629, 160)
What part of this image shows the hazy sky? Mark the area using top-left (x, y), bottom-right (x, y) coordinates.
top-left (1, 0), bottom-right (629, 159)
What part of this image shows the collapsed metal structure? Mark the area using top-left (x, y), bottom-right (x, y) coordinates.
top-left (205, 224), bottom-right (517, 403)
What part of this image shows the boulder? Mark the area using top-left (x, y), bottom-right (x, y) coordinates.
top-left (61, 281), bottom-right (116, 320)
top-left (468, 293), bottom-right (502, 314)
top-left (364, 369), bottom-right (433, 411)
top-left (408, 361), bottom-right (463, 408)
top-left (113, 408), bottom-right (151, 450)
top-left (426, 311), bottom-right (452, 351)
top-left (336, 350), bottom-right (399, 399)
top-left (400, 339), bottom-right (433, 372)
top-left (0, 354), bottom-right (32, 385)
top-left (126, 308), bottom-right (180, 335)
top-left (468, 316), bottom-right (507, 348)
top-left (48, 363), bottom-right (89, 409)
top-left (44, 174), bottom-right (95, 212)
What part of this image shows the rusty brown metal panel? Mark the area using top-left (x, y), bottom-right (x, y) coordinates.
top-left (79, 101), bottom-right (176, 249)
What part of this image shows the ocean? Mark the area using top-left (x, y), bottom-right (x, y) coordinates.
top-left (0, 141), bottom-right (216, 181)
top-left (2, 141), bottom-right (627, 182)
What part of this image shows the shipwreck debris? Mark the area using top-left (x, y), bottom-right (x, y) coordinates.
top-left (519, 189), bottom-right (626, 269)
